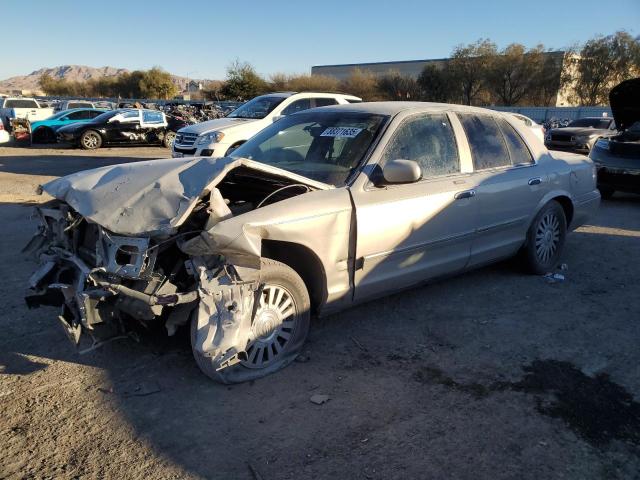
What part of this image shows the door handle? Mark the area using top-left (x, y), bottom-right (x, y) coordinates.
top-left (454, 189), bottom-right (476, 200)
top-left (528, 177), bottom-right (542, 186)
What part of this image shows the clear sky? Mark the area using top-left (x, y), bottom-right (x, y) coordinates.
top-left (2, 0), bottom-right (639, 80)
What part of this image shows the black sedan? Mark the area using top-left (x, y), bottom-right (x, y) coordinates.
top-left (589, 77), bottom-right (640, 199)
top-left (56, 109), bottom-right (187, 150)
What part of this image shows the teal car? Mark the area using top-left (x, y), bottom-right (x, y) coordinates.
top-left (31, 108), bottom-right (106, 144)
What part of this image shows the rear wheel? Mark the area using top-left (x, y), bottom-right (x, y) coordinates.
top-left (522, 200), bottom-right (567, 275)
top-left (191, 258), bottom-right (310, 383)
top-left (79, 130), bottom-right (102, 150)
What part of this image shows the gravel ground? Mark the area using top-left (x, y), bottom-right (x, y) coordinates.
top-left (1, 145), bottom-right (639, 480)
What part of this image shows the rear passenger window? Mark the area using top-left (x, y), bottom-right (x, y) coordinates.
top-left (380, 113), bottom-right (460, 177)
top-left (142, 110), bottom-right (164, 124)
top-left (496, 117), bottom-right (533, 165)
top-left (459, 114), bottom-right (510, 170)
top-left (282, 99), bottom-right (311, 115)
top-left (313, 98), bottom-right (338, 107)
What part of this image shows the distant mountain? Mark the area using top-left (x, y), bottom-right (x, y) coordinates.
top-left (0, 65), bottom-right (206, 94)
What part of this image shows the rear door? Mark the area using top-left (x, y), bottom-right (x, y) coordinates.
top-left (351, 112), bottom-right (477, 302)
top-left (456, 113), bottom-right (546, 267)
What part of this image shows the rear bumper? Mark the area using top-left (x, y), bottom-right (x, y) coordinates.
top-left (596, 166), bottom-right (640, 194)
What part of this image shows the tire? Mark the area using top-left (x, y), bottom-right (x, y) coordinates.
top-left (598, 186), bottom-right (615, 200)
top-left (79, 130), bottom-right (102, 150)
top-left (191, 258), bottom-right (311, 384)
top-left (522, 200), bottom-right (567, 275)
top-left (163, 131), bottom-right (176, 149)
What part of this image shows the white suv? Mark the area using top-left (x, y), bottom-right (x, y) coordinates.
top-left (172, 91), bottom-right (361, 158)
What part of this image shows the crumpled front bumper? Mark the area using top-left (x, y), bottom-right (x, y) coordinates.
top-left (24, 203), bottom-right (264, 372)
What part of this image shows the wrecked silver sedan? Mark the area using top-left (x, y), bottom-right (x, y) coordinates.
top-left (25, 103), bottom-right (600, 383)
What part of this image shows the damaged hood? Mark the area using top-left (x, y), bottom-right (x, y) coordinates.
top-left (610, 77), bottom-right (640, 131)
top-left (178, 117), bottom-right (259, 135)
top-left (42, 156), bottom-right (330, 237)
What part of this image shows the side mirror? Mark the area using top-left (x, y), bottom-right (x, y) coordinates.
top-left (376, 159), bottom-right (422, 185)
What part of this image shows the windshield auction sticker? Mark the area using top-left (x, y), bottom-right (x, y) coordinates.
top-left (320, 127), bottom-right (362, 138)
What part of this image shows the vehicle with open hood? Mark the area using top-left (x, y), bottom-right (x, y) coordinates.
top-left (25, 102), bottom-right (599, 383)
top-left (589, 77), bottom-right (640, 199)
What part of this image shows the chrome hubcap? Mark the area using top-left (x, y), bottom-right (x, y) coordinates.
top-left (83, 134), bottom-right (98, 148)
top-left (535, 212), bottom-right (560, 264)
top-left (242, 284), bottom-right (296, 369)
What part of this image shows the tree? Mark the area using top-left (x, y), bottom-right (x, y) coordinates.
top-left (377, 71), bottom-right (421, 100)
top-left (139, 67), bottom-right (178, 99)
top-left (338, 68), bottom-right (383, 100)
top-left (447, 39), bottom-right (497, 105)
top-left (202, 80), bottom-right (225, 100)
top-left (526, 51), bottom-right (565, 106)
top-left (417, 64), bottom-right (453, 102)
top-left (485, 44), bottom-right (545, 106)
top-left (220, 60), bottom-right (268, 100)
top-left (285, 74), bottom-right (339, 93)
top-left (570, 31), bottom-right (640, 105)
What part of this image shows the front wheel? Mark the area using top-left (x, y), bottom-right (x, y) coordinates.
top-left (79, 130), bottom-right (102, 150)
top-left (522, 200), bottom-right (567, 275)
top-left (163, 131), bottom-right (176, 149)
top-left (191, 258), bottom-right (310, 383)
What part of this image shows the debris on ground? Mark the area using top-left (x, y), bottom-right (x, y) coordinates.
top-left (560, 263), bottom-right (569, 271)
top-left (309, 394), bottom-right (330, 405)
top-left (544, 272), bottom-right (565, 283)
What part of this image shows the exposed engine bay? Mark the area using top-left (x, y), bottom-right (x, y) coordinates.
top-left (24, 162), bottom-right (316, 375)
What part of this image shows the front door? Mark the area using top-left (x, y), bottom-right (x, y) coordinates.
top-left (352, 112), bottom-right (477, 302)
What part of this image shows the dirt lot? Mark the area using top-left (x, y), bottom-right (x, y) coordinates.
top-left (1, 144), bottom-right (639, 480)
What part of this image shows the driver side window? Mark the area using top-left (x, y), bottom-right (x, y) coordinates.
top-left (380, 114), bottom-right (460, 177)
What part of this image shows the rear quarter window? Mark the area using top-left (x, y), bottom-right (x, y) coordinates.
top-left (496, 117), bottom-right (534, 165)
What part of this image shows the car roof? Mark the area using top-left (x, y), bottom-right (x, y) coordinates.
top-left (59, 108), bottom-right (104, 113)
top-left (307, 101), bottom-right (507, 116)
top-left (259, 91), bottom-right (361, 100)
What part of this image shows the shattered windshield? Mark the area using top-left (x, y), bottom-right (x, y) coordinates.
top-left (227, 96), bottom-right (286, 119)
top-left (230, 111), bottom-right (387, 185)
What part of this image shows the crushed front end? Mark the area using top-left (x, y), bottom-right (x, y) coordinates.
top-left (24, 201), bottom-right (204, 348)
